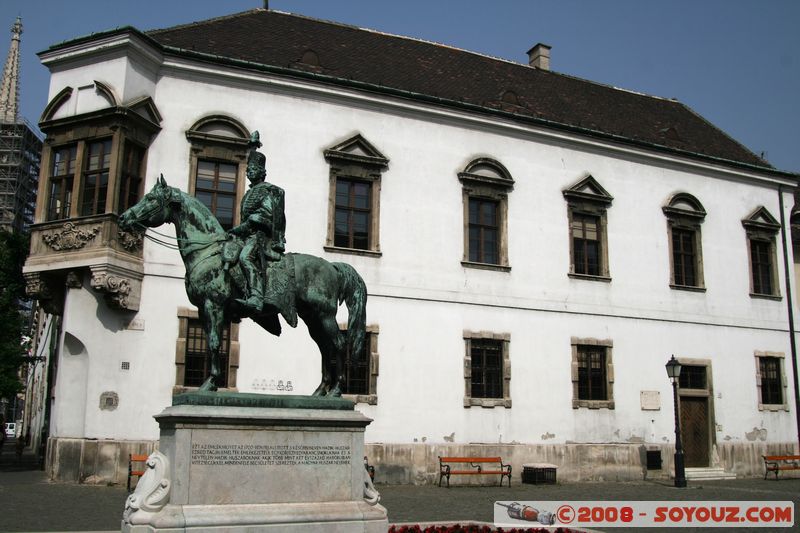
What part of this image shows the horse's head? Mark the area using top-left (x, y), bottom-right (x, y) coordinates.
top-left (118, 175), bottom-right (180, 231)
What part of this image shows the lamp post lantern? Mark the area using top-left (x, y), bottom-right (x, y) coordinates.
top-left (666, 355), bottom-right (687, 487)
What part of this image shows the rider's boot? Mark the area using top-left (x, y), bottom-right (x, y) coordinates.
top-left (236, 266), bottom-right (266, 314)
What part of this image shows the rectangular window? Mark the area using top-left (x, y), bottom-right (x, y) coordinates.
top-left (184, 318), bottom-right (230, 388)
top-left (195, 160), bottom-right (237, 231)
top-left (80, 139), bottom-right (112, 216)
top-left (343, 334), bottom-right (370, 395)
top-left (334, 178), bottom-right (371, 250)
top-left (470, 338), bottom-right (503, 399)
top-left (679, 365), bottom-right (707, 390)
top-left (571, 337), bottom-right (614, 409)
top-left (750, 239), bottom-right (774, 295)
top-left (119, 143), bottom-right (145, 213)
top-left (759, 357), bottom-right (782, 405)
top-left (468, 198), bottom-right (499, 264)
top-left (337, 326), bottom-right (379, 404)
top-left (47, 145), bottom-right (76, 221)
top-left (572, 213), bottom-right (601, 276)
top-left (577, 345), bottom-right (607, 401)
top-left (672, 228), bottom-right (697, 286)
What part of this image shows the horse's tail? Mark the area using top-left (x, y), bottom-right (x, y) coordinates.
top-left (333, 262), bottom-right (367, 357)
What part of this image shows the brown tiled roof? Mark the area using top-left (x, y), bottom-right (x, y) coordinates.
top-left (144, 9), bottom-right (769, 170)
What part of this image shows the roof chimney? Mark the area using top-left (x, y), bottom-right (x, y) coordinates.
top-left (527, 43), bottom-right (551, 70)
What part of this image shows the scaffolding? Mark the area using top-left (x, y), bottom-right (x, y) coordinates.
top-left (0, 119), bottom-right (41, 233)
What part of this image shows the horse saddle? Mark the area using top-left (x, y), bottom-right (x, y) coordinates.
top-left (223, 238), bottom-right (298, 328)
top-left (265, 254), bottom-right (298, 328)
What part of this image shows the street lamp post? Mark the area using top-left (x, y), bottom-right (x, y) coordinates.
top-left (666, 355), bottom-right (687, 488)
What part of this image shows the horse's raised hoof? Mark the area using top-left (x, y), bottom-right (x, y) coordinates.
top-left (198, 376), bottom-right (218, 392)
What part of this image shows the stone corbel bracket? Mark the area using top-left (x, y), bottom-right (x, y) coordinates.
top-left (24, 272), bottom-right (63, 315)
top-left (90, 264), bottom-right (143, 311)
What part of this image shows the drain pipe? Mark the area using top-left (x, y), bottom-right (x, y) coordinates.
top-left (778, 186), bottom-right (800, 451)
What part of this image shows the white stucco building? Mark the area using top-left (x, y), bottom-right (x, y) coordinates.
top-left (23, 9), bottom-right (799, 484)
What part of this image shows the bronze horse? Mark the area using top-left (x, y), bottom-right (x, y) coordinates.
top-left (118, 176), bottom-right (367, 395)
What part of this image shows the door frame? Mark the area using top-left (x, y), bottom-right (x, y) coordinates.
top-left (676, 357), bottom-right (715, 468)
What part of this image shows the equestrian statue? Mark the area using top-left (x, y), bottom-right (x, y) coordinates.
top-left (118, 132), bottom-right (366, 396)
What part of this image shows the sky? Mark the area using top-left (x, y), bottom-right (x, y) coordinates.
top-left (2, 0), bottom-right (799, 173)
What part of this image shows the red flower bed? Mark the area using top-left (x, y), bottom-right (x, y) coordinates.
top-left (388, 526), bottom-right (582, 533)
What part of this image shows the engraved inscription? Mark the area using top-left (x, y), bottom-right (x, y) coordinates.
top-left (191, 444), bottom-right (351, 467)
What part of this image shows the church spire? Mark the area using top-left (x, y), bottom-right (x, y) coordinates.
top-left (0, 17), bottom-right (23, 123)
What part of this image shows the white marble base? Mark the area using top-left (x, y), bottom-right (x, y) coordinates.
top-left (121, 400), bottom-right (387, 533)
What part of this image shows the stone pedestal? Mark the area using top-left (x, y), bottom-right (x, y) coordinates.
top-left (122, 392), bottom-right (388, 532)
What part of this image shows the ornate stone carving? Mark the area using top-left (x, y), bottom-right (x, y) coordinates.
top-left (117, 228), bottom-right (143, 252)
top-left (363, 465), bottom-right (380, 505)
top-left (42, 222), bottom-right (100, 251)
top-left (122, 451), bottom-right (171, 526)
top-left (65, 271), bottom-right (83, 288)
top-left (90, 272), bottom-right (132, 309)
top-left (23, 272), bottom-right (63, 315)
top-left (24, 272), bottom-right (52, 300)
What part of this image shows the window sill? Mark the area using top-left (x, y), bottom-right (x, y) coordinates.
top-left (461, 261), bottom-right (511, 273)
top-left (568, 273), bottom-right (611, 283)
top-left (342, 393), bottom-right (377, 405)
top-left (324, 245), bottom-right (382, 258)
top-left (670, 284), bottom-right (707, 293)
top-left (758, 403), bottom-right (789, 412)
top-left (464, 397), bottom-right (512, 408)
top-left (572, 399), bottom-right (615, 409)
top-left (750, 292), bottom-right (782, 301)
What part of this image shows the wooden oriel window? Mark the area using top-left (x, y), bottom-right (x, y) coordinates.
top-left (79, 139), bottom-right (112, 216)
top-left (334, 178), bottom-right (371, 250)
top-left (119, 142), bottom-right (145, 213)
top-left (195, 160), bottom-right (238, 231)
top-left (47, 145), bottom-right (76, 221)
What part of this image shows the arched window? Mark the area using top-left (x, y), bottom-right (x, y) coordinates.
top-left (185, 115), bottom-right (250, 230)
top-left (458, 158), bottom-right (514, 270)
top-left (663, 192), bottom-right (706, 290)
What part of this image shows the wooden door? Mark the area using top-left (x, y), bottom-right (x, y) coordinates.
top-left (680, 396), bottom-right (710, 467)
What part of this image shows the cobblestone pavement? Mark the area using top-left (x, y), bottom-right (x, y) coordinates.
top-left (2, 439), bottom-right (798, 532)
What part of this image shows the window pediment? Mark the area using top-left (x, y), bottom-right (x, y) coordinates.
top-left (458, 157), bottom-right (514, 190)
top-left (186, 115), bottom-right (249, 149)
top-left (324, 134), bottom-right (389, 169)
top-left (742, 206), bottom-right (780, 233)
top-left (563, 175), bottom-right (613, 206)
top-left (663, 192), bottom-right (706, 221)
